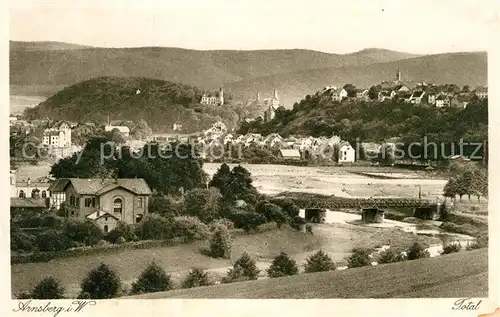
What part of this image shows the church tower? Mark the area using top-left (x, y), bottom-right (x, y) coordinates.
top-left (273, 88), bottom-right (279, 100)
top-left (396, 69), bottom-right (402, 81)
top-left (271, 88), bottom-right (279, 108)
top-left (219, 87), bottom-right (224, 106)
top-left (256, 90), bottom-right (260, 102)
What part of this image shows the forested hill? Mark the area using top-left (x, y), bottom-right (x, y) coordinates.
top-left (238, 93), bottom-right (488, 144)
top-left (24, 77), bottom-right (261, 133)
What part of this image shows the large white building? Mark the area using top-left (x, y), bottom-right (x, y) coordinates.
top-left (40, 122), bottom-right (72, 148)
top-left (201, 87), bottom-right (224, 106)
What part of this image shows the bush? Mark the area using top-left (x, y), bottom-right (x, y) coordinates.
top-left (31, 276), bottom-right (65, 299)
top-left (466, 235), bottom-right (488, 250)
top-left (210, 218), bottom-right (235, 231)
top-left (172, 216), bottom-right (211, 241)
top-left (267, 252), bottom-right (299, 278)
top-left (135, 214), bottom-right (173, 240)
top-left (131, 262), bottom-right (173, 294)
top-left (183, 188), bottom-right (222, 224)
top-left (269, 198), bottom-right (300, 218)
top-left (229, 210), bottom-right (266, 231)
top-left (290, 216), bottom-right (307, 231)
top-left (79, 263), bottom-right (121, 299)
top-left (305, 224), bottom-right (313, 234)
top-left (35, 230), bottom-right (74, 252)
top-left (105, 222), bottom-right (138, 244)
top-left (63, 219), bottom-right (103, 246)
top-left (377, 249), bottom-right (406, 264)
top-left (181, 268), bottom-right (212, 289)
top-left (347, 248), bottom-right (372, 268)
top-left (233, 252), bottom-right (260, 280)
top-left (221, 264), bottom-right (249, 284)
top-left (209, 224), bottom-right (232, 258)
top-left (442, 243), bottom-right (461, 254)
top-left (10, 231), bottom-right (36, 252)
top-left (304, 250), bottom-right (336, 273)
top-left (256, 201), bottom-right (290, 228)
top-left (407, 242), bottom-right (430, 260)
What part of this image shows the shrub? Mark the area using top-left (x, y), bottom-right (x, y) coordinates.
top-left (131, 262), bottom-right (173, 295)
top-left (172, 216), bottom-right (211, 241)
top-left (267, 252), bottom-right (299, 278)
top-left (229, 211), bottom-right (266, 231)
top-left (63, 219), bottom-right (103, 246)
top-left (377, 249), bottom-right (406, 264)
top-left (10, 231), bottom-right (36, 252)
top-left (290, 216), bottom-right (307, 231)
top-left (79, 263), bottom-right (121, 299)
top-left (466, 236), bottom-right (488, 250)
top-left (183, 188), bottom-right (222, 224)
top-left (305, 224), bottom-right (313, 234)
top-left (148, 193), bottom-right (175, 218)
top-left (105, 222), bottom-right (138, 244)
top-left (256, 201), bottom-right (290, 228)
top-left (210, 218), bottom-right (235, 231)
top-left (135, 214), bottom-right (173, 240)
top-left (35, 230), bottom-right (74, 252)
top-left (221, 264), bottom-right (249, 284)
top-left (233, 252), bottom-right (260, 280)
top-left (209, 224), bottom-right (232, 258)
top-left (442, 243), bottom-right (461, 254)
top-left (269, 198), bottom-right (300, 218)
top-left (31, 276), bottom-right (65, 299)
top-left (181, 268), bottom-right (212, 289)
top-left (347, 248), bottom-right (372, 268)
top-left (407, 242), bottom-right (430, 260)
top-left (304, 250), bottom-right (336, 273)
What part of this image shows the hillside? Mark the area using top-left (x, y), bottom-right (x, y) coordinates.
top-left (10, 41), bottom-right (417, 97)
top-left (9, 41), bottom-right (93, 51)
top-left (225, 52), bottom-right (487, 106)
top-left (126, 248), bottom-right (487, 299)
top-left (23, 77), bottom-right (258, 133)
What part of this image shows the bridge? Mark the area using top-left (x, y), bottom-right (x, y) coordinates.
top-left (300, 197), bottom-right (438, 209)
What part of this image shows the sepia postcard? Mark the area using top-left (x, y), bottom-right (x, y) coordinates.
top-left (2, 0), bottom-right (500, 316)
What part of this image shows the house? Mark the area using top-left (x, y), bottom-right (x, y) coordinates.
top-left (10, 197), bottom-right (48, 213)
top-left (408, 91), bottom-right (425, 104)
top-left (30, 121), bottom-right (72, 148)
top-left (48, 178), bottom-right (152, 232)
top-left (393, 84), bottom-right (410, 93)
top-left (427, 94), bottom-right (437, 105)
top-left (378, 90), bottom-right (396, 101)
top-left (264, 133), bottom-right (284, 148)
top-left (105, 125), bottom-right (130, 137)
top-left (331, 88), bottom-right (348, 102)
top-left (10, 170), bottom-right (51, 199)
top-left (279, 149), bottom-right (302, 160)
top-left (474, 87), bottom-right (488, 99)
top-left (355, 89), bottom-right (369, 100)
top-left (435, 95), bottom-right (449, 108)
top-left (337, 141), bottom-right (355, 163)
top-left (201, 87), bottom-right (224, 106)
top-left (173, 123), bottom-right (183, 131)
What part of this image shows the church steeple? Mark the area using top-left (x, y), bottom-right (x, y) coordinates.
top-left (256, 90), bottom-right (260, 102)
top-left (273, 88), bottom-right (279, 100)
top-left (396, 69), bottom-right (402, 81)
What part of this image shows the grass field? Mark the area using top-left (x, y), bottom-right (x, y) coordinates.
top-left (11, 223), bottom-right (441, 298)
top-left (126, 248), bottom-right (487, 299)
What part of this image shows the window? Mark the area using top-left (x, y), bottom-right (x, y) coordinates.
top-left (137, 197), bottom-right (143, 208)
top-left (85, 198), bottom-right (92, 207)
top-left (136, 214), bottom-right (143, 223)
top-left (76, 197), bottom-right (80, 207)
top-left (105, 216), bottom-right (108, 221)
top-left (103, 225), bottom-right (109, 233)
top-left (19, 190), bottom-right (25, 198)
top-left (70, 195), bottom-right (75, 206)
top-left (113, 198), bottom-right (123, 213)
top-left (71, 210), bottom-right (74, 216)
top-left (92, 197), bottom-right (96, 207)
top-left (41, 191), bottom-right (47, 198)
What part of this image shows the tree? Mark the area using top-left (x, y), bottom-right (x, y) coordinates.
top-left (347, 247), bottom-right (371, 268)
top-left (232, 252), bottom-right (260, 280)
top-left (79, 263), bottom-right (121, 299)
top-left (35, 230), bottom-right (74, 252)
top-left (304, 250), bottom-right (336, 273)
top-left (133, 119), bottom-right (153, 140)
top-left (407, 242), bottom-right (430, 260)
top-left (183, 188), bottom-right (222, 224)
top-left (255, 201), bottom-right (289, 228)
top-left (31, 277), bottom-right (65, 299)
top-left (148, 193), bottom-right (178, 218)
top-left (208, 163), bottom-right (231, 190)
top-left (131, 262), bottom-right (173, 294)
top-left (181, 268), bottom-right (212, 289)
top-left (209, 224), bottom-right (232, 259)
top-left (214, 165), bottom-right (258, 205)
top-left (105, 222), bottom-right (138, 244)
top-left (270, 198), bottom-right (300, 218)
top-left (267, 252), bottom-right (299, 278)
top-left (171, 216), bottom-right (211, 241)
top-left (377, 248), bottom-right (406, 264)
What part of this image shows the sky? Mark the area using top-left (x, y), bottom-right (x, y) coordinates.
top-left (9, 0), bottom-right (499, 54)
